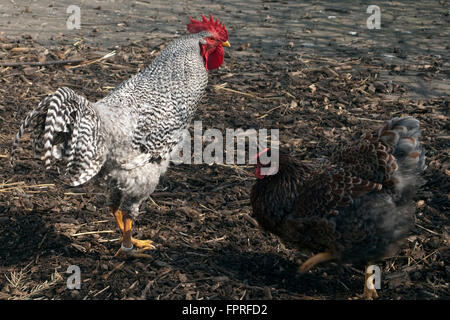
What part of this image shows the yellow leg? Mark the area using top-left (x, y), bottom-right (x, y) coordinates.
top-left (121, 214), bottom-right (133, 249)
top-left (113, 207), bottom-right (124, 233)
top-left (298, 252), bottom-right (335, 273)
top-left (362, 266), bottom-right (379, 300)
top-left (349, 265), bottom-right (380, 300)
top-left (112, 208), bottom-right (155, 259)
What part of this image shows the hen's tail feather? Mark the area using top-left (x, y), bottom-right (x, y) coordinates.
top-left (377, 116), bottom-right (426, 195)
top-left (378, 116), bottom-right (426, 173)
top-left (11, 87), bottom-right (105, 186)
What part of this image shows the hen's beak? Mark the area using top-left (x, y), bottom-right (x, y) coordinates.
top-left (222, 41), bottom-right (231, 47)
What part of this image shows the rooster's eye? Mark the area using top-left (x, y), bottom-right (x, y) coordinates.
top-left (205, 37), bottom-right (221, 45)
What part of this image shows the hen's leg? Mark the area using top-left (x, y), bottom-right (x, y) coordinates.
top-left (361, 265), bottom-right (379, 300)
top-left (112, 209), bottom-right (155, 259)
top-left (298, 252), bottom-right (335, 273)
top-left (349, 265), bottom-right (380, 300)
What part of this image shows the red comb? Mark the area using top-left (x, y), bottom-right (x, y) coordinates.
top-left (187, 14), bottom-right (228, 41)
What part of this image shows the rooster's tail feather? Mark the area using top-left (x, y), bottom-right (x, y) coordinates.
top-left (11, 87), bottom-right (105, 186)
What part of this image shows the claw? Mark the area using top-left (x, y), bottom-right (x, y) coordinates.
top-left (131, 238), bottom-right (155, 250)
top-left (114, 244), bottom-right (154, 259)
top-left (364, 287), bottom-right (379, 300)
top-left (349, 288), bottom-right (379, 300)
top-left (118, 237), bottom-right (156, 250)
top-left (349, 265), bottom-right (380, 300)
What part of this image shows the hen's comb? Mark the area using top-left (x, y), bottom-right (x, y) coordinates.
top-left (187, 14), bottom-right (228, 40)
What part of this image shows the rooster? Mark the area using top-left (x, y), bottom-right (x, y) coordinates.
top-left (11, 14), bottom-right (230, 258)
top-left (250, 117), bottom-right (426, 299)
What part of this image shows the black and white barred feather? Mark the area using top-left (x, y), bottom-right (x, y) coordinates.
top-left (101, 32), bottom-right (209, 161)
top-left (12, 31), bottom-right (212, 197)
top-left (12, 87), bottom-right (105, 186)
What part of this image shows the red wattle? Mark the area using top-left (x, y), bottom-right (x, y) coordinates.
top-left (255, 167), bottom-right (265, 179)
top-left (203, 45), bottom-right (224, 70)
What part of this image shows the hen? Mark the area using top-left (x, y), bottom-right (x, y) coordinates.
top-left (11, 14), bottom-right (230, 258)
top-left (250, 117), bottom-right (426, 298)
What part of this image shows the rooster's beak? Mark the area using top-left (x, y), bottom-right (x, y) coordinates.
top-left (222, 41), bottom-right (230, 47)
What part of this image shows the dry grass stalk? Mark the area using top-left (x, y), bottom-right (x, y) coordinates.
top-left (65, 51), bottom-right (117, 69)
top-left (71, 230), bottom-right (115, 237)
top-left (5, 266), bottom-right (63, 300)
top-left (0, 181), bottom-right (55, 193)
top-left (214, 83), bottom-right (280, 100)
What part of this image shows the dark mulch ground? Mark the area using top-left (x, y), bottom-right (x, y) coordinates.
top-left (0, 36), bottom-right (448, 300)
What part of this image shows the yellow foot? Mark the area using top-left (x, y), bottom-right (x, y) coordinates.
top-left (298, 252), bottom-right (335, 273)
top-left (350, 288), bottom-right (379, 300)
top-left (131, 238), bottom-right (155, 250)
top-left (363, 287), bottom-right (379, 300)
top-left (114, 245), bottom-right (154, 259)
top-left (119, 237), bottom-right (156, 250)
top-left (349, 265), bottom-right (380, 300)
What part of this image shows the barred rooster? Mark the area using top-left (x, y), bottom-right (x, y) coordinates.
top-left (11, 14), bottom-right (230, 258)
top-left (250, 117), bottom-right (426, 299)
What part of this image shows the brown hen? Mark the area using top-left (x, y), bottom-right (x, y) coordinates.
top-left (250, 117), bottom-right (426, 299)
